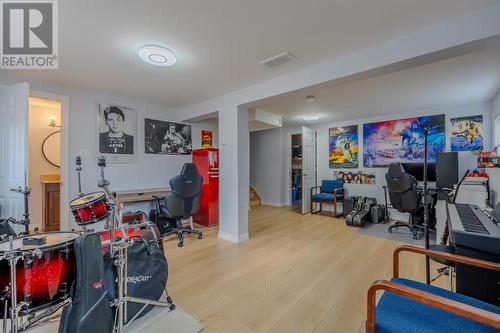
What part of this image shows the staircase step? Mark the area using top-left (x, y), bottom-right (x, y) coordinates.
top-left (249, 186), bottom-right (261, 208)
top-left (250, 199), bottom-right (261, 207)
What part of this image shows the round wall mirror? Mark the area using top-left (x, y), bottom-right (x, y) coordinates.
top-left (42, 131), bottom-right (61, 168)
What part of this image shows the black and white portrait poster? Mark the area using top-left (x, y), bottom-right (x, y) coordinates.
top-left (98, 103), bottom-right (137, 162)
top-left (145, 118), bottom-right (192, 155)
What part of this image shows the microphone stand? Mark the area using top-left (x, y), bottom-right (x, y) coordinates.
top-left (423, 126), bottom-right (431, 284)
top-left (75, 156), bottom-right (84, 197)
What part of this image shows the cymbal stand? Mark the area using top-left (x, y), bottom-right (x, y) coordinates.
top-left (9, 173), bottom-right (30, 235)
top-left (96, 157), bottom-right (174, 333)
top-left (75, 156), bottom-right (84, 198)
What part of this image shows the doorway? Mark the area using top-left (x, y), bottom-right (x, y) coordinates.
top-left (291, 133), bottom-right (303, 211)
top-left (28, 97), bottom-right (62, 232)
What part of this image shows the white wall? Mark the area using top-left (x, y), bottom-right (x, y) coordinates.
top-left (315, 101), bottom-right (492, 204)
top-left (28, 102), bottom-right (61, 230)
top-left (488, 91), bottom-right (500, 205)
top-left (492, 91), bottom-right (500, 147)
top-left (250, 128), bottom-right (285, 206)
top-left (250, 101), bottom-right (493, 208)
top-left (0, 75), bottom-right (218, 230)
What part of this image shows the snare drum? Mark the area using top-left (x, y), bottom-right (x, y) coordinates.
top-left (70, 192), bottom-right (109, 225)
top-left (0, 232), bottom-right (79, 315)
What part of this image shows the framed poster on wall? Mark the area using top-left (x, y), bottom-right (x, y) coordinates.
top-left (329, 125), bottom-right (358, 168)
top-left (363, 114), bottom-right (445, 167)
top-left (334, 170), bottom-right (376, 184)
top-left (97, 103), bottom-right (138, 163)
top-left (145, 118), bottom-right (192, 155)
top-left (450, 115), bottom-right (484, 153)
top-left (201, 130), bottom-right (213, 148)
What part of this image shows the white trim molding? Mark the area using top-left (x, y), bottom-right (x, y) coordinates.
top-left (218, 231), bottom-right (250, 243)
top-left (261, 201), bottom-right (285, 207)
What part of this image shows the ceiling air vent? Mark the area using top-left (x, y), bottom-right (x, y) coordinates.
top-left (260, 52), bottom-right (296, 69)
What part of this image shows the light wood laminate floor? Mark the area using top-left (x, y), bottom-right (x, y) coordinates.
top-left (163, 206), bottom-right (440, 333)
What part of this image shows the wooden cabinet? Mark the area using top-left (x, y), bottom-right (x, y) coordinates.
top-left (41, 175), bottom-right (60, 232)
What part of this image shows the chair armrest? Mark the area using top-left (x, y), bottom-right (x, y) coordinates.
top-left (393, 245), bottom-right (500, 278)
top-left (333, 188), bottom-right (344, 195)
top-left (310, 186), bottom-right (321, 196)
top-left (366, 280), bottom-right (500, 333)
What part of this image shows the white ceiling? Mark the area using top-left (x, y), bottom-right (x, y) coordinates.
top-left (255, 46), bottom-right (500, 128)
top-left (4, 0), bottom-right (499, 109)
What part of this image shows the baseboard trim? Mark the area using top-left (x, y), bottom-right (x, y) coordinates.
top-left (261, 201), bottom-right (285, 207)
top-left (218, 231), bottom-right (250, 243)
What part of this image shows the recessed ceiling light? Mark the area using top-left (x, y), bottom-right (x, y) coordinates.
top-left (305, 95), bottom-right (315, 102)
top-left (139, 45), bottom-right (177, 67)
top-left (302, 115), bottom-right (319, 121)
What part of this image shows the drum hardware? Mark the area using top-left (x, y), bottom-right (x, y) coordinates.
top-left (21, 236), bottom-right (46, 246)
top-left (0, 232), bottom-right (79, 333)
top-left (19, 297), bottom-right (71, 331)
top-left (9, 173), bottom-right (31, 235)
top-left (95, 157), bottom-right (174, 332)
top-left (75, 156), bottom-right (84, 198)
top-left (0, 236), bottom-right (28, 333)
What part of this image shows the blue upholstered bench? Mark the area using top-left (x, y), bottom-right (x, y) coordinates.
top-left (310, 180), bottom-right (344, 217)
top-left (367, 245), bottom-right (500, 333)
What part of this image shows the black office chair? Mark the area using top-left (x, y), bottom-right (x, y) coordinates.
top-left (385, 163), bottom-right (425, 239)
top-left (153, 163), bottom-right (203, 247)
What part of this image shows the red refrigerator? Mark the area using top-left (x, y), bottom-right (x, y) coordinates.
top-left (192, 148), bottom-right (219, 226)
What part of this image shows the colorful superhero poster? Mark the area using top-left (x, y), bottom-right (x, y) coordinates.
top-left (334, 170), bottom-right (376, 185)
top-left (450, 115), bottom-right (483, 153)
top-left (329, 125), bottom-right (358, 168)
top-left (363, 114), bottom-right (445, 167)
top-left (201, 130), bottom-right (213, 148)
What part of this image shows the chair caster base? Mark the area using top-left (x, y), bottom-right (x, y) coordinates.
top-left (198, 234), bottom-right (203, 239)
top-left (178, 242), bottom-right (184, 247)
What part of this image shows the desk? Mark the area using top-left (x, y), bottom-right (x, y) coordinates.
top-left (115, 187), bottom-right (170, 204)
top-left (114, 187), bottom-right (171, 221)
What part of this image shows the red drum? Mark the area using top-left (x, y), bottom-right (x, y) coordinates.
top-left (0, 232), bottom-right (79, 315)
top-left (98, 223), bottom-right (162, 254)
top-left (70, 192), bottom-right (109, 225)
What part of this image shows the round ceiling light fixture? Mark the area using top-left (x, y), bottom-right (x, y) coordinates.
top-left (139, 45), bottom-right (177, 67)
top-left (305, 95), bottom-right (315, 102)
top-left (302, 115), bottom-right (320, 121)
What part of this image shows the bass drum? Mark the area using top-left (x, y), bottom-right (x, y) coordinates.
top-left (99, 223), bottom-right (168, 322)
top-left (0, 232), bottom-right (79, 316)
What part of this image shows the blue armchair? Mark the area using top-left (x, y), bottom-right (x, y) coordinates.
top-left (367, 245), bottom-right (500, 333)
top-left (310, 180), bottom-right (344, 217)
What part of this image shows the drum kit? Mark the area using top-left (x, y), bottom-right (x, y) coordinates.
top-left (0, 156), bottom-right (174, 333)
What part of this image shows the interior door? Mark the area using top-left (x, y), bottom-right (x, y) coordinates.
top-left (302, 126), bottom-right (316, 214)
top-left (0, 83), bottom-right (29, 231)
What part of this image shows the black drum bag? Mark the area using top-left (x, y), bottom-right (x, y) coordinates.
top-left (104, 237), bottom-right (168, 323)
top-left (59, 234), bottom-right (113, 333)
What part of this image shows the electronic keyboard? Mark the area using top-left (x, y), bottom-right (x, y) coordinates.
top-left (447, 203), bottom-right (500, 255)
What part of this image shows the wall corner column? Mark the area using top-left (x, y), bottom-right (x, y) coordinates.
top-left (218, 105), bottom-right (249, 243)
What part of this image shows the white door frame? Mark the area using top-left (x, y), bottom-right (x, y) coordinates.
top-left (29, 89), bottom-right (71, 231)
top-left (285, 130), bottom-right (302, 207)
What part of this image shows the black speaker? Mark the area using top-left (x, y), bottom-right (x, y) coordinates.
top-left (343, 196), bottom-right (358, 217)
top-left (436, 152), bottom-right (459, 189)
top-left (370, 205), bottom-right (385, 223)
